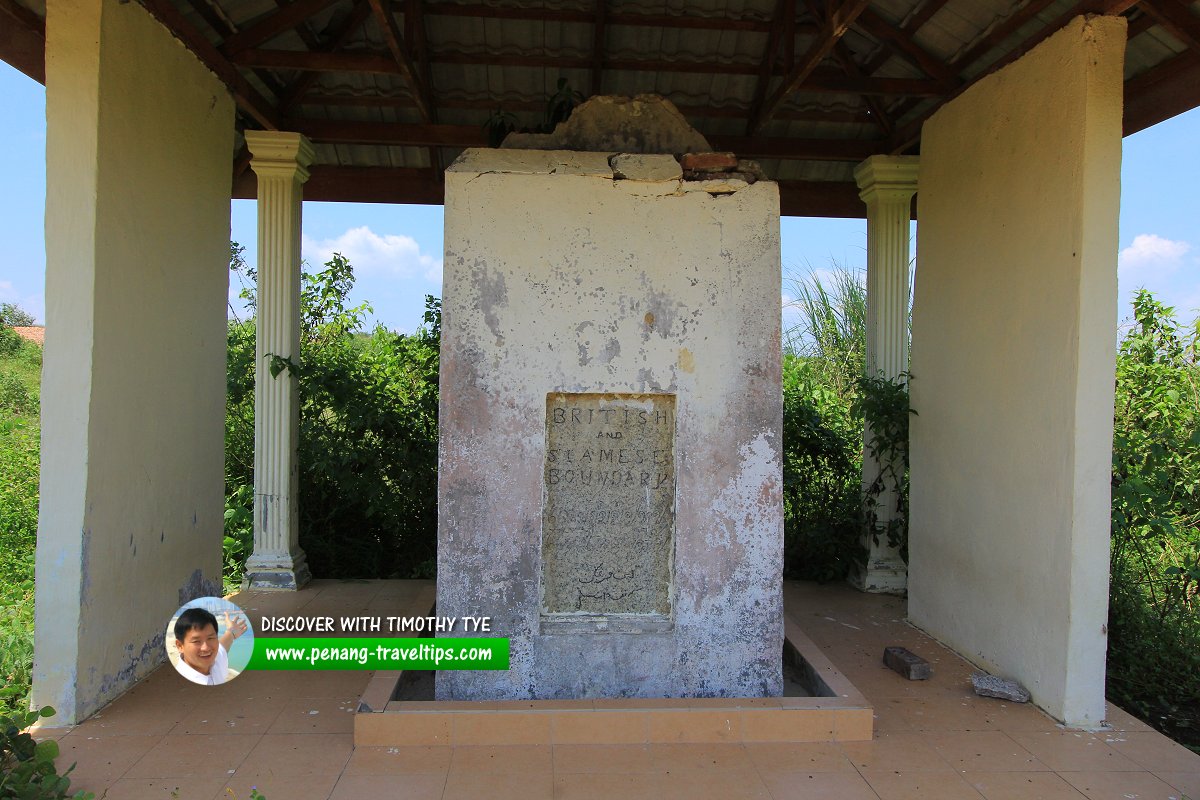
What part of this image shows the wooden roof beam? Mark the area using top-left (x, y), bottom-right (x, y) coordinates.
top-left (220, 0), bottom-right (341, 56)
top-left (747, 0), bottom-right (795, 135)
top-left (278, 0), bottom-right (373, 112)
top-left (283, 118), bottom-right (887, 160)
top-left (139, 0), bottom-right (280, 129)
top-left (367, 0), bottom-right (433, 122)
top-left (0, 0), bottom-right (44, 83)
top-left (415, 1), bottom-right (817, 33)
top-left (888, 0), bottom-right (1147, 152)
top-left (590, 0), bottom-right (606, 97)
top-left (1138, 0), bottom-right (1200, 52)
top-left (855, 7), bottom-right (960, 85)
top-left (751, 0), bottom-right (873, 133)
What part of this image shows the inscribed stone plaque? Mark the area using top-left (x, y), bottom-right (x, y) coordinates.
top-left (542, 393), bottom-right (676, 618)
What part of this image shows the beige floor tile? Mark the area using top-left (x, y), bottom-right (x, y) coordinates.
top-left (1101, 703), bottom-right (1154, 733)
top-left (1007, 732), bottom-right (1144, 772)
top-left (442, 768), bottom-right (554, 800)
top-left (214, 771), bottom-right (339, 800)
top-left (173, 699), bottom-right (287, 736)
top-left (123, 733), bottom-right (260, 780)
top-left (343, 745), bottom-right (453, 775)
top-left (643, 768), bottom-right (772, 800)
top-left (266, 697), bottom-right (359, 735)
top-left (839, 731), bottom-right (955, 773)
top-left (328, 772), bottom-right (446, 800)
top-left (240, 733), bottom-right (354, 776)
top-left (102, 775), bottom-right (228, 800)
top-left (759, 770), bottom-right (881, 800)
top-left (1153, 771), bottom-right (1200, 797)
top-left (448, 744), bottom-right (553, 774)
top-left (552, 744), bottom-right (656, 773)
top-left (1098, 731), bottom-right (1200, 773)
top-left (962, 771), bottom-right (1087, 799)
top-left (53, 731), bottom-right (162, 790)
top-left (744, 742), bottom-right (857, 773)
top-left (1059, 770), bottom-right (1187, 799)
top-left (860, 770), bottom-right (987, 799)
top-left (649, 742), bottom-right (757, 773)
top-left (76, 698), bottom-right (184, 737)
top-left (553, 772), bottom-right (662, 800)
top-left (924, 731), bottom-right (1050, 772)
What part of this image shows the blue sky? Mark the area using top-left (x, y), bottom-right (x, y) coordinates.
top-left (2, 60), bottom-right (1197, 334)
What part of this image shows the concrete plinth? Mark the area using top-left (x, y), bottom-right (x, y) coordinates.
top-left (437, 148), bottom-right (783, 701)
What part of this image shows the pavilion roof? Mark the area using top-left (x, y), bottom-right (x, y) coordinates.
top-left (1, 0), bottom-right (1196, 216)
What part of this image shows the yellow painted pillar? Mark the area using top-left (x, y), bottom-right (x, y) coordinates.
top-left (243, 131), bottom-right (314, 590)
top-left (851, 155), bottom-right (918, 595)
top-left (35, 0), bottom-right (233, 723)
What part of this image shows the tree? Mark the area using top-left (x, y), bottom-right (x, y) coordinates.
top-left (0, 304), bottom-right (35, 327)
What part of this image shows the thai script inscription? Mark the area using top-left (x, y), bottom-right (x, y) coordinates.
top-left (541, 392), bottom-right (676, 617)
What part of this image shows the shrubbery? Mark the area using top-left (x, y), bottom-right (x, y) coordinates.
top-left (223, 248), bottom-right (440, 588)
top-left (1107, 290), bottom-right (1200, 747)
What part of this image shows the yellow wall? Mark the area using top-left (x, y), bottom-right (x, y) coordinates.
top-left (909, 15), bottom-right (1125, 726)
top-left (36, 0), bottom-right (234, 722)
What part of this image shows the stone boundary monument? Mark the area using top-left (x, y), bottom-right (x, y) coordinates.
top-left (436, 96), bottom-right (783, 700)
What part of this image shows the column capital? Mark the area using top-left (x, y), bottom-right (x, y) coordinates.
top-left (245, 131), bottom-right (315, 183)
top-left (854, 155), bottom-right (920, 205)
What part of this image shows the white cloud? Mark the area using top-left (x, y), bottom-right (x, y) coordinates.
top-left (302, 226), bottom-right (441, 281)
top-left (1119, 234), bottom-right (1190, 272)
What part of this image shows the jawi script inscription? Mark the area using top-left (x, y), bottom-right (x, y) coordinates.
top-left (541, 393), bottom-right (676, 617)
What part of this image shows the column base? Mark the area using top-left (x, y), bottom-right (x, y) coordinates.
top-left (849, 555), bottom-right (908, 595)
top-left (242, 551), bottom-right (312, 590)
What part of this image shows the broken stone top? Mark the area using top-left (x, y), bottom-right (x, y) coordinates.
top-left (500, 94), bottom-right (712, 154)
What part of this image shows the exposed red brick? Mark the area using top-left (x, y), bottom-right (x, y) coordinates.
top-left (680, 152), bottom-right (738, 171)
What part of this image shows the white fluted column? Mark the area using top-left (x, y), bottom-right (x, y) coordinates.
top-left (243, 131), bottom-right (314, 590)
top-left (851, 155), bottom-right (919, 594)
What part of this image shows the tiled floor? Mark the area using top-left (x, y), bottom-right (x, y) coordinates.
top-left (33, 580), bottom-right (1200, 800)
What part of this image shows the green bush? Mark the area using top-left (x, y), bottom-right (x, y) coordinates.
top-left (0, 706), bottom-right (92, 799)
top-left (1107, 290), bottom-right (1200, 748)
top-left (224, 251), bottom-right (440, 584)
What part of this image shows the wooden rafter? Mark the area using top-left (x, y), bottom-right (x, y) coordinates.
top-left (280, 117), bottom-right (887, 160)
top-left (888, 0), bottom-right (1147, 152)
top-left (278, 0), bottom-right (373, 112)
top-left (185, 0), bottom-right (237, 37)
top-left (1138, 0), bottom-right (1200, 52)
top-left (367, 0), bottom-right (433, 122)
top-left (0, 0), bottom-right (44, 83)
top-left (902, 0), bottom-right (954, 37)
top-left (746, 0), bottom-right (795, 135)
top-left (272, 0), bottom-right (324, 51)
top-left (234, 46), bottom-right (943, 94)
top-left (832, 43), bottom-right (894, 135)
top-left (855, 8), bottom-right (960, 86)
top-left (1124, 49), bottom-right (1200, 133)
top-left (591, 0), bottom-right (606, 97)
top-left (297, 90), bottom-right (876, 123)
top-left (139, 0), bottom-right (280, 129)
top-left (220, 0), bottom-right (342, 56)
top-left (750, 0), bottom-right (873, 133)
top-left (416, 1), bottom-right (817, 34)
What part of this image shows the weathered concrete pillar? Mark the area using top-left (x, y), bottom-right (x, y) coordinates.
top-left (851, 155), bottom-right (918, 595)
top-left (909, 15), bottom-right (1124, 726)
top-left (242, 131), bottom-right (314, 590)
top-left (35, 0), bottom-right (233, 723)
